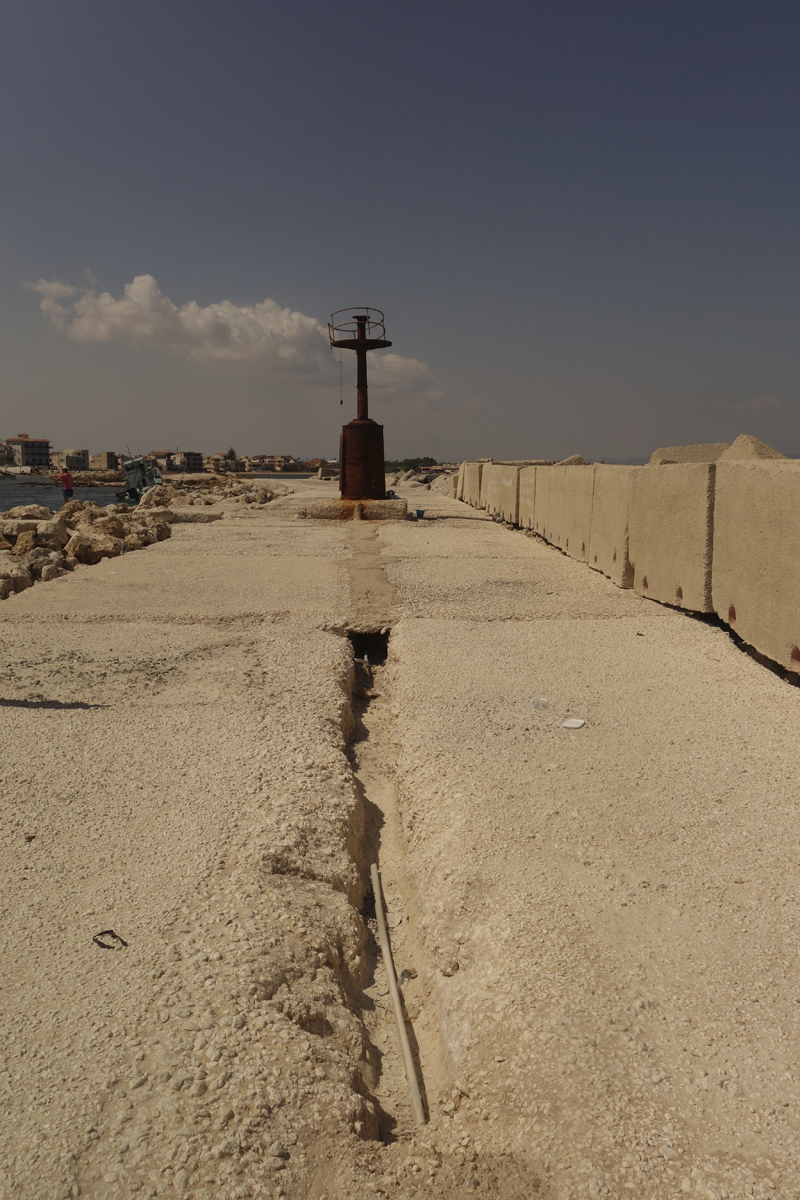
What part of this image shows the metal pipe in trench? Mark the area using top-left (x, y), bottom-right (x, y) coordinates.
top-left (370, 863), bottom-right (427, 1128)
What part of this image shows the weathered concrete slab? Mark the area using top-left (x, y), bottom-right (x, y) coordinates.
top-left (480, 463), bottom-right (520, 522)
top-left (518, 466), bottom-right (536, 528)
top-left (649, 442), bottom-right (729, 464)
top-left (629, 463), bottom-right (715, 611)
top-left (588, 465), bottom-right (638, 587)
top-left (461, 461), bottom-right (484, 507)
top-left (533, 465), bottom-right (551, 538)
top-left (561, 466), bottom-right (595, 561)
top-left (533, 466), bottom-right (594, 561)
top-left (712, 461), bottom-right (800, 673)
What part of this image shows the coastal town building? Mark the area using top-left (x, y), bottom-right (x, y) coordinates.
top-left (6, 434), bottom-right (51, 468)
top-left (0, 441), bottom-right (14, 466)
top-left (171, 451), bottom-right (204, 472)
top-left (249, 454), bottom-right (297, 470)
top-left (89, 451), bottom-right (119, 470)
top-left (52, 449), bottom-right (90, 471)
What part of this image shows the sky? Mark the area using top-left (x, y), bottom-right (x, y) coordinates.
top-left (2, 0), bottom-right (800, 462)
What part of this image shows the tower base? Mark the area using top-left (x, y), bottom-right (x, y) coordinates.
top-left (339, 418), bottom-right (385, 500)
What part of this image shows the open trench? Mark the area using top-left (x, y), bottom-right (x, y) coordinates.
top-left (343, 522), bottom-right (451, 1141)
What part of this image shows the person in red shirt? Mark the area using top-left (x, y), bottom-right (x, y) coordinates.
top-left (59, 469), bottom-right (73, 503)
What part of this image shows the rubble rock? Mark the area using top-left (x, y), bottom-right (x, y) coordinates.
top-left (1, 519), bottom-right (40, 541)
top-left (144, 517), bottom-right (172, 541)
top-left (63, 530), bottom-right (123, 565)
top-left (4, 504), bottom-right (54, 520)
top-left (36, 519), bottom-right (71, 547)
top-left (39, 562), bottom-right (67, 582)
top-left (167, 510), bottom-right (224, 523)
top-left (92, 515), bottom-right (126, 538)
top-left (13, 531), bottom-right (44, 557)
top-left (139, 484), bottom-right (176, 508)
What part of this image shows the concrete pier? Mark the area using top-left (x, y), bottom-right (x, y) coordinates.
top-left (2, 475), bottom-right (799, 1199)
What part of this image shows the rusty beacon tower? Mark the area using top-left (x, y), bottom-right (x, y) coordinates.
top-left (328, 308), bottom-right (391, 500)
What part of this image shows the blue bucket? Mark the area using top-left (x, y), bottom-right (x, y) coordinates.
top-left (416, 509), bottom-right (425, 519)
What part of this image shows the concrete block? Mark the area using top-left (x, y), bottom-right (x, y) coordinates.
top-left (518, 467), bottom-right (537, 529)
top-left (717, 434), bottom-right (785, 461)
top-left (480, 464), bottom-right (520, 522)
top-left (588, 465), bottom-right (638, 587)
top-left (455, 462), bottom-right (466, 500)
top-left (296, 499), bottom-right (407, 521)
top-left (629, 464), bottom-right (715, 611)
top-left (649, 442), bottom-right (729, 464)
top-left (712, 461), bottom-right (800, 674)
top-left (461, 462), bottom-right (484, 507)
top-left (561, 467), bottom-right (595, 561)
top-left (533, 466), bottom-right (551, 538)
top-left (533, 466), bottom-right (594, 560)
top-left (479, 464), bottom-right (495, 511)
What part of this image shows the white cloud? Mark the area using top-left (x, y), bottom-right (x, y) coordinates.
top-left (26, 274), bottom-right (441, 400)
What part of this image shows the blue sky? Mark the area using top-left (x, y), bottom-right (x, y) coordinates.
top-left (3, 0), bottom-right (800, 460)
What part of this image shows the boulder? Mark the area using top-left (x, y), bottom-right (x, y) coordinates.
top-left (124, 532), bottom-right (146, 551)
top-left (7, 566), bottom-right (33, 593)
top-left (40, 562), bottom-right (67, 582)
top-left (12, 531), bottom-right (39, 557)
top-left (36, 519), bottom-right (71, 547)
top-left (64, 530), bottom-right (123, 565)
top-left (1, 519), bottom-right (40, 540)
top-left (92, 515), bottom-right (126, 538)
top-left (139, 484), bottom-right (176, 508)
top-left (144, 517), bottom-right (172, 541)
top-left (60, 499), bottom-right (86, 521)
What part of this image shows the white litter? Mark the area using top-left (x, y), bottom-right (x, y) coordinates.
top-left (561, 718), bottom-right (585, 729)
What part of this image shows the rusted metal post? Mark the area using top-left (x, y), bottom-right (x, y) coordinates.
top-left (328, 308), bottom-right (392, 501)
top-left (355, 315), bottom-right (369, 420)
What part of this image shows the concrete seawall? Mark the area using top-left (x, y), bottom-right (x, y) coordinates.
top-left (458, 458), bottom-right (800, 677)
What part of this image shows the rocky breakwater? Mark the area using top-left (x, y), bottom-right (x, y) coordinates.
top-left (0, 500), bottom-right (172, 600)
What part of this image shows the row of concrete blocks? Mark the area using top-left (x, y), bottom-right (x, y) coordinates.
top-left (454, 460), bottom-right (800, 676)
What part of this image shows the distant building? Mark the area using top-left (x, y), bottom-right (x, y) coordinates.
top-left (151, 451), bottom-right (175, 472)
top-left (7, 434), bottom-right (52, 468)
top-left (250, 454), bottom-right (296, 470)
top-left (171, 451), bottom-right (204, 472)
top-left (89, 451), bottom-right (119, 471)
top-left (206, 452), bottom-right (245, 472)
top-left (52, 449), bottom-right (90, 471)
top-left (0, 441), bottom-right (14, 466)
